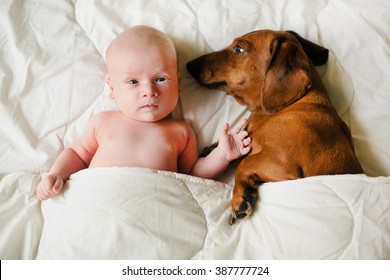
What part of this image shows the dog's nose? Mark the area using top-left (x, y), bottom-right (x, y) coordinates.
top-left (186, 57), bottom-right (228, 89)
top-left (186, 58), bottom-right (201, 77)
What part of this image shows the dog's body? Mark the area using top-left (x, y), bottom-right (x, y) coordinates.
top-left (186, 30), bottom-right (363, 224)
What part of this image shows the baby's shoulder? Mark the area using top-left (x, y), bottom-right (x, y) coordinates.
top-left (164, 118), bottom-right (195, 139)
top-left (85, 111), bottom-right (121, 129)
top-left (166, 118), bottom-right (191, 130)
top-left (90, 111), bottom-right (119, 122)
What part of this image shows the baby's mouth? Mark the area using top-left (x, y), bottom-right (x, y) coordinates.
top-left (141, 103), bottom-right (159, 110)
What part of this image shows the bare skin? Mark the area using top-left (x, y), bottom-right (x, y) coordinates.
top-left (36, 26), bottom-right (251, 200)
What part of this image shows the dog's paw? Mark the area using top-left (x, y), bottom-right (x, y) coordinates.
top-left (229, 201), bottom-right (253, 225)
top-left (199, 142), bottom-right (218, 157)
top-left (229, 187), bottom-right (258, 225)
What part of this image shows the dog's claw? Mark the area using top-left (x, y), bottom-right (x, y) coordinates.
top-left (229, 215), bottom-right (237, 225)
top-left (229, 207), bottom-right (249, 225)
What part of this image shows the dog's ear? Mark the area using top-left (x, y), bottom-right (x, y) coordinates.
top-left (287, 31), bottom-right (329, 66)
top-left (261, 35), bottom-right (312, 113)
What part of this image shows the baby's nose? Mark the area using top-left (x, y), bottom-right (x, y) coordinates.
top-left (141, 82), bottom-right (158, 97)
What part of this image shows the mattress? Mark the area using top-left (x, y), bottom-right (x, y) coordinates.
top-left (0, 0), bottom-right (389, 260)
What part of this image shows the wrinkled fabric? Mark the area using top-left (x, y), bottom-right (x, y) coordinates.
top-left (1, 168), bottom-right (390, 259)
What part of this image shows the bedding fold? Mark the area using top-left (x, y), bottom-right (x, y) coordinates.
top-left (37, 168), bottom-right (209, 259)
top-left (33, 168), bottom-right (390, 259)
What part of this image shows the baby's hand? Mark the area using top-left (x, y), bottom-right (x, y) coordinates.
top-left (36, 174), bottom-right (64, 200)
top-left (218, 118), bottom-right (252, 162)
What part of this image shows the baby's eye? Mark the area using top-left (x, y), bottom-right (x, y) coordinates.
top-left (156, 76), bottom-right (167, 83)
top-left (128, 79), bottom-right (138, 85)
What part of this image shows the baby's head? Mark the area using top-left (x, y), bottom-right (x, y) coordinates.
top-left (106, 26), bottom-right (179, 122)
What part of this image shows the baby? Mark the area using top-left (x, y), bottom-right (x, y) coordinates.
top-left (36, 25), bottom-right (251, 200)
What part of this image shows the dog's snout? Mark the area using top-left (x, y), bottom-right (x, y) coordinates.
top-left (186, 57), bottom-right (205, 78)
top-left (187, 55), bottom-right (228, 89)
top-left (206, 81), bottom-right (228, 89)
top-left (187, 57), bottom-right (209, 83)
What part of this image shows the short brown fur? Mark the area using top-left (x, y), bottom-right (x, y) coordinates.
top-left (187, 30), bottom-right (363, 224)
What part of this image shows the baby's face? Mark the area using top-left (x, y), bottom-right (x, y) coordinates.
top-left (107, 47), bottom-right (179, 122)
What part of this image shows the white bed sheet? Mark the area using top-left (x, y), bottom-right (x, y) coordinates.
top-left (1, 167), bottom-right (390, 260)
top-left (0, 0), bottom-right (389, 259)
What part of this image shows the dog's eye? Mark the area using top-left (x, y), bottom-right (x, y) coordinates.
top-left (233, 45), bottom-right (245, 54)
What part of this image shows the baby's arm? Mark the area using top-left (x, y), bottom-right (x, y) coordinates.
top-left (181, 119), bottom-right (251, 179)
top-left (36, 115), bottom-right (99, 200)
top-left (36, 146), bottom-right (90, 200)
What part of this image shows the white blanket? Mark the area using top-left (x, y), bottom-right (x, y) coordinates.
top-left (33, 168), bottom-right (390, 259)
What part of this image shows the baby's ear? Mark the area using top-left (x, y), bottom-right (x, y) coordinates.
top-left (106, 75), bottom-right (115, 100)
top-left (177, 72), bottom-right (181, 96)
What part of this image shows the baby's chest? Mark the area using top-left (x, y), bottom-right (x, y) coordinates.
top-left (98, 125), bottom-right (182, 154)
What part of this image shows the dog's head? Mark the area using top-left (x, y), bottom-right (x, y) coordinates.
top-left (186, 30), bottom-right (328, 112)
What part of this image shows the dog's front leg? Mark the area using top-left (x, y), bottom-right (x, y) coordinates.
top-left (230, 152), bottom-right (303, 224)
top-left (230, 155), bottom-right (263, 225)
top-left (199, 142), bottom-right (218, 157)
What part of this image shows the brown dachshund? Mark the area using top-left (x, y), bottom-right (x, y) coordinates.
top-left (186, 30), bottom-right (363, 225)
